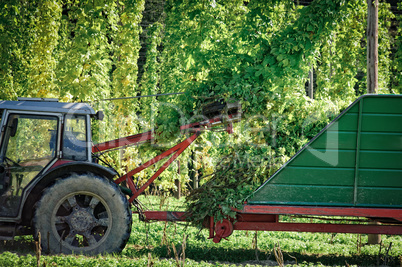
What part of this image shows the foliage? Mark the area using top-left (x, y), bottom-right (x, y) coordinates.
top-left (186, 143), bottom-right (276, 224)
top-left (0, 0), bottom-right (60, 99)
top-left (315, 5), bottom-right (366, 99)
top-left (391, 2), bottom-right (402, 93)
top-left (159, 0), bottom-right (352, 123)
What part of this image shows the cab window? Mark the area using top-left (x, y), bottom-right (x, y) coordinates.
top-left (63, 115), bottom-right (88, 161)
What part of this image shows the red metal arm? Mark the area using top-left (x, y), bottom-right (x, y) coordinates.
top-left (179, 113), bottom-right (239, 133)
top-left (92, 130), bottom-right (154, 153)
top-left (114, 132), bottom-right (200, 203)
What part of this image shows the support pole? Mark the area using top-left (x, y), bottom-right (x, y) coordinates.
top-left (367, 0), bottom-right (378, 94)
top-left (175, 160), bottom-right (181, 199)
top-left (367, 0), bottom-right (380, 244)
top-left (308, 64), bottom-right (314, 100)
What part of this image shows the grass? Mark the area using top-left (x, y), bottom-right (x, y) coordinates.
top-left (0, 195), bottom-right (401, 266)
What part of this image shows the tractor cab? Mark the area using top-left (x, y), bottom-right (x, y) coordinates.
top-left (0, 98), bottom-right (96, 219)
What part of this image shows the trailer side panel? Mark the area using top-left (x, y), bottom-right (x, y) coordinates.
top-left (248, 95), bottom-right (402, 208)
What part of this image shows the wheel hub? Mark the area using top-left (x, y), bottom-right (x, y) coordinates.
top-left (69, 208), bottom-right (95, 233)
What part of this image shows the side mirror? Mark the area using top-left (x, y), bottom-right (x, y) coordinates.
top-left (9, 118), bottom-right (18, 137)
top-left (94, 111), bottom-right (104, 121)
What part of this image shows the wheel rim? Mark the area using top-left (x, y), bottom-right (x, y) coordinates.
top-left (51, 191), bottom-right (112, 251)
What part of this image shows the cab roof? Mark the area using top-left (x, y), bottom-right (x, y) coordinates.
top-left (0, 98), bottom-right (95, 115)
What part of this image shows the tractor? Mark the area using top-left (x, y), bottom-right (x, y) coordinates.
top-left (0, 98), bottom-right (133, 254)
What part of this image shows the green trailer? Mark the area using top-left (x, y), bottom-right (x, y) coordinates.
top-left (208, 95), bottom-right (402, 243)
top-left (249, 94), bottom-right (402, 208)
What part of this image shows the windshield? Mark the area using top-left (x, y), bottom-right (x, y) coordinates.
top-left (0, 113), bottom-right (59, 217)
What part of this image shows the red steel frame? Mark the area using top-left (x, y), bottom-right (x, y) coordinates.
top-left (92, 112), bottom-right (402, 243)
top-left (212, 204), bottom-right (402, 242)
top-left (139, 205), bottom-right (402, 243)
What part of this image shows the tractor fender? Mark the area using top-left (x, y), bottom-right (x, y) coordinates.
top-left (20, 162), bottom-right (118, 225)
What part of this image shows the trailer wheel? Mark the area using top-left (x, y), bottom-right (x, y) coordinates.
top-left (34, 173), bottom-right (132, 255)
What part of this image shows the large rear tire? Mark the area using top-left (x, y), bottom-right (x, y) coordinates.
top-left (34, 173), bottom-right (132, 255)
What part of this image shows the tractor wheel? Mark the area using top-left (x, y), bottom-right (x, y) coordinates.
top-left (34, 173), bottom-right (132, 255)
